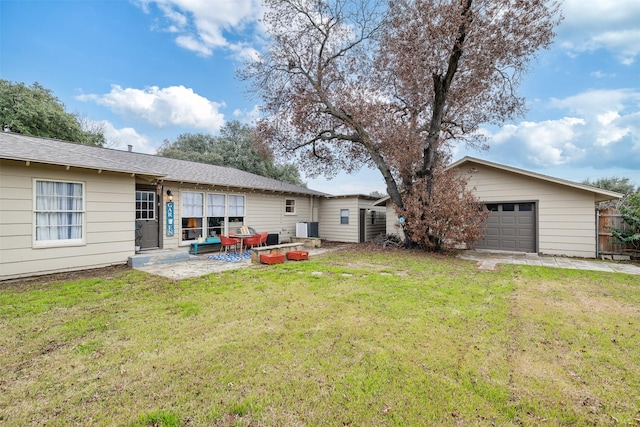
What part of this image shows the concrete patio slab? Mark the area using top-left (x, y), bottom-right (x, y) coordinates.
top-left (133, 246), bottom-right (341, 279)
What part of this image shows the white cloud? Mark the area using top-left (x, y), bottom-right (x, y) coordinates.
top-left (491, 118), bottom-right (586, 166)
top-left (479, 89), bottom-right (640, 170)
top-left (590, 70), bottom-right (616, 79)
top-left (87, 119), bottom-right (156, 154)
top-left (549, 89), bottom-right (639, 116)
top-left (134, 0), bottom-right (264, 59)
top-left (78, 84), bottom-right (225, 133)
top-left (558, 0), bottom-right (640, 63)
top-left (175, 35), bottom-right (212, 56)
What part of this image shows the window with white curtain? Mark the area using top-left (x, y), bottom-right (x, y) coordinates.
top-left (180, 192), bottom-right (246, 241)
top-left (34, 180), bottom-right (84, 244)
top-left (206, 194), bottom-right (226, 237)
top-left (228, 195), bottom-right (246, 231)
top-left (228, 195), bottom-right (245, 216)
top-left (181, 191), bottom-right (204, 241)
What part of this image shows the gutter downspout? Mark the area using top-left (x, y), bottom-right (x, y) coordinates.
top-left (596, 209), bottom-right (600, 259)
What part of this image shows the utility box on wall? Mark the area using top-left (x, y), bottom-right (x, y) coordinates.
top-left (308, 222), bottom-right (319, 238)
top-left (296, 222), bottom-right (308, 238)
top-left (296, 222), bottom-right (319, 238)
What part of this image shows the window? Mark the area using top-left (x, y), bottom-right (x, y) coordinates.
top-left (135, 191), bottom-right (155, 219)
top-left (206, 194), bottom-right (226, 237)
top-left (228, 195), bottom-right (245, 216)
top-left (502, 203), bottom-right (515, 212)
top-left (228, 195), bottom-right (246, 231)
top-left (182, 192), bottom-right (204, 241)
top-left (285, 199), bottom-right (296, 214)
top-left (340, 209), bottom-right (349, 224)
top-left (519, 203), bottom-right (533, 212)
top-left (181, 192), bottom-right (246, 241)
top-left (34, 180), bottom-right (84, 244)
top-left (486, 204), bottom-right (499, 212)
top-left (371, 210), bottom-right (376, 225)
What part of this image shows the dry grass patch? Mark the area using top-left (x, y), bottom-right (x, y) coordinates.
top-left (507, 267), bottom-right (640, 425)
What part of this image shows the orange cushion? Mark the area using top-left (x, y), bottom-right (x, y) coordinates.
top-left (260, 253), bottom-right (285, 264)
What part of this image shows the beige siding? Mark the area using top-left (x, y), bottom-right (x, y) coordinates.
top-left (0, 160), bottom-right (135, 279)
top-left (245, 193), bottom-right (313, 243)
top-left (366, 210), bottom-right (386, 241)
top-left (357, 199), bottom-right (386, 242)
top-left (384, 202), bottom-right (406, 240)
top-left (457, 164), bottom-right (598, 258)
top-left (158, 183), bottom-right (318, 249)
top-left (319, 198), bottom-right (359, 242)
top-left (318, 197), bottom-right (386, 243)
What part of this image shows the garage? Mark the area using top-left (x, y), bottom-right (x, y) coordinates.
top-left (476, 202), bottom-right (536, 252)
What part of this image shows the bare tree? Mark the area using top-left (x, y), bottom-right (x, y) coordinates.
top-left (401, 155), bottom-right (489, 250)
top-left (243, 0), bottom-right (561, 248)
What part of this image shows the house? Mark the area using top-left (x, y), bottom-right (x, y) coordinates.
top-left (377, 157), bottom-right (623, 258)
top-left (0, 133), bottom-right (328, 280)
top-left (0, 133), bottom-right (386, 280)
top-left (319, 194), bottom-right (386, 243)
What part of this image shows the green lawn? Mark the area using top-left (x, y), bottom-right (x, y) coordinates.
top-left (1, 248), bottom-right (639, 426)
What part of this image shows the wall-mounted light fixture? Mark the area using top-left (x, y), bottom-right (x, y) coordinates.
top-left (166, 189), bottom-right (173, 202)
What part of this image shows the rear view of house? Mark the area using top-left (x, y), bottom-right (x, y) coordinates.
top-left (0, 133), bottom-right (389, 280)
top-left (0, 133), bottom-right (329, 280)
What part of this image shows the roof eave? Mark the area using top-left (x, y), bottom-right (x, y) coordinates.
top-left (1, 156), bottom-right (165, 178)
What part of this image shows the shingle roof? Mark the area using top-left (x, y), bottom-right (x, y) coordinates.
top-left (0, 132), bottom-right (327, 197)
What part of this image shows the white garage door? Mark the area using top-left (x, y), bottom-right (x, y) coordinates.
top-left (476, 202), bottom-right (536, 252)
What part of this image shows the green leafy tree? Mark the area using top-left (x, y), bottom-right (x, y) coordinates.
top-left (582, 176), bottom-right (637, 196)
top-left (583, 176), bottom-right (638, 210)
top-left (0, 80), bottom-right (106, 146)
top-left (611, 192), bottom-right (640, 257)
top-left (157, 121), bottom-right (306, 186)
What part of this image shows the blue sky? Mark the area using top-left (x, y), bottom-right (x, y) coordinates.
top-left (1, 0), bottom-right (639, 195)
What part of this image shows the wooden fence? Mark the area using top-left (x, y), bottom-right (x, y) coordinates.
top-left (597, 208), bottom-right (638, 258)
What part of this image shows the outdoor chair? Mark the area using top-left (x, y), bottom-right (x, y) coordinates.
top-left (228, 231), bottom-right (241, 249)
top-left (220, 235), bottom-right (240, 253)
top-left (242, 234), bottom-right (262, 249)
top-left (259, 231), bottom-right (268, 246)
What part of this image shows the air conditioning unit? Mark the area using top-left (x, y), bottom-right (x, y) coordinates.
top-left (296, 222), bottom-right (308, 238)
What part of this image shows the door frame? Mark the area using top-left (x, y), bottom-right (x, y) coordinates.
top-left (478, 200), bottom-right (538, 253)
top-left (135, 184), bottom-right (161, 250)
top-left (359, 208), bottom-right (366, 243)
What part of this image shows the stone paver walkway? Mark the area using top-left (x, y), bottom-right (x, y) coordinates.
top-left (460, 250), bottom-right (640, 275)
